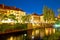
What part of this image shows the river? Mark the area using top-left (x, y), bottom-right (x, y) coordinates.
top-left (0, 28), bottom-right (55, 40)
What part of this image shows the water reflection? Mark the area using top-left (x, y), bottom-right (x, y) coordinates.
top-left (0, 28), bottom-right (55, 40)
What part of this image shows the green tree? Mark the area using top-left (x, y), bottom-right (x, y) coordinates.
top-left (26, 14), bottom-right (31, 23)
top-left (57, 9), bottom-right (60, 21)
top-left (8, 14), bottom-right (17, 23)
top-left (43, 6), bottom-right (55, 23)
top-left (43, 6), bottom-right (49, 23)
top-left (21, 15), bottom-right (31, 23)
top-left (21, 16), bottom-right (27, 23)
top-left (2, 15), bottom-right (8, 23)
top-left (9, 14), bottom-right (15, 19)
top-left (58, 8), bottom-right (60, 13)
top-left (3, 15), bottom-right (8, 20)
top-left (49, 9), bottom-right (55, 21)
top-left (0, 13), bottom-right (4, 22)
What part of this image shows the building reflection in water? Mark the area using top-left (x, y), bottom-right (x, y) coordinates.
top-left (2, 28), bottom-right (55, 40)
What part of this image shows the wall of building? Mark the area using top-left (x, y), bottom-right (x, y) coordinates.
top-left (0, 7), bottom-right (26, 23)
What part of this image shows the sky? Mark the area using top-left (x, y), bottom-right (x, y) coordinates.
top-left (0, 0), bottom-right (60, 16)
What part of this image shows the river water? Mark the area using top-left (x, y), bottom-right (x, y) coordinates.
top-left (0, 28), bottom-right (55, 40)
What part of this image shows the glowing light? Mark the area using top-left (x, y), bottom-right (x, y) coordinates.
top-left (24, 34), bottom-right (27, 36)
top-left (7, 36), bottom-right (13, 40)
top-left (32, 31), bottom-right (35, 36)
top-left (1, 19), bottom-right (15, 23)
top-left (53, 24), bottom-right (60, 28)
top-left (53, 28), bottom-right (55, 33)
top-left (45, 28), bottom-right (49, 35)
top-left (32, 36), bottom-right (34, 39)
top-left (35, 30), bottom-right (39, 35)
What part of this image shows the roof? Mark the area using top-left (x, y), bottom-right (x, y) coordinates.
top-left (40, 14), bottom-right (43, 16)
top-left (55, 16), bottom-right (57, 18)
top-left (32, 13), bottom-right (39, 16)
top-left (0, 4), bottom-right (24, 11)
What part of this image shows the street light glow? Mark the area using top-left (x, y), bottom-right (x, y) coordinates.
top-left (53, 24), bottom-right (60, 28)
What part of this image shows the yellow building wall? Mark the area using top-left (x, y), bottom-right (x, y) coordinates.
top-left (30, 15), bottom-right (40, 23)
top-left (40, 16), bottom-right (45, 23)
top-left (0, 8), bottom-right (26, 23)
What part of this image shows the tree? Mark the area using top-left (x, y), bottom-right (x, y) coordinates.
top-left (3, 15), bottom-right (8, 20)
top-left (57, 9), bottom-right (60, 20)
top-left (0, 13), bottom-right (4, 23)
top-left (8, 14), bottom-right (17, 23)
top-left (58, 8), bottom-right (60, 13)
top-left (49, 9), bottom-right (55, 21)
top-left (43, 6), bottom-right (49, 23)
top-left (54, 9), bottom-right (60, 24)
top-left (26, 14), bottom-right (31, 23)
top-left (21, 16), bottom-right (27, 23)
top-left (8, 14), bottom-right (16, 20)
top-left (2, 15), bottom-right (8, 23)
top-left (43, 6), bottom-right (55, 23)
top-left (21, 14), bottom-right (31, 23)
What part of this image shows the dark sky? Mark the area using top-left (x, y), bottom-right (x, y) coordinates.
top-left (0, 0), bottom-right (60, 16)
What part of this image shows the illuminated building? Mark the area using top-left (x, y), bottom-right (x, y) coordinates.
top-left (0, 4), bottom-right (26, 23)
top-left (39, 14), bottom-right (45, 23)
top-left (30, 13), bottom-right (40, 23)
top-left (30, 13), bottom-right (40, 28)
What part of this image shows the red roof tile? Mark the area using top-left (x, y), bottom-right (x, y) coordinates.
top-left (0, 4), bottom-right (24, 11)
top-left (32, 13), bottom-right (39, 16)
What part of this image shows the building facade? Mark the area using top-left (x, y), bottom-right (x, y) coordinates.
top-left (39, 14), bottom-right (45, 23)
top-left (30, 13), bottom-right (40, 23)
top-left (0, 4), bottom-right (26, 23)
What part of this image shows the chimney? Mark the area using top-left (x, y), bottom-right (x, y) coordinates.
top-left (2, 4), bottom-right (4, 8)
top-left (14, 6), bottom-right (16, 9)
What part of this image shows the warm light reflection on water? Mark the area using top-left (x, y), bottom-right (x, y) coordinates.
top-left (7, 36), bottom-right (13, 40)
top-left (3, 28), bottom-right (55, 40)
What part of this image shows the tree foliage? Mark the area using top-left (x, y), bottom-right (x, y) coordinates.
top-left (3, 15), bottom-right (8, 20)
top-left (21, 14), bottom-right (31, 23)
top-left (43, 6), bottom-right (55, 23)
top-left (8, 14), bottom-right (16, 20)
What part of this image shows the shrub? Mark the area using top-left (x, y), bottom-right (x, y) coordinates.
top-left (0, 23), bottom-right (27, 32)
